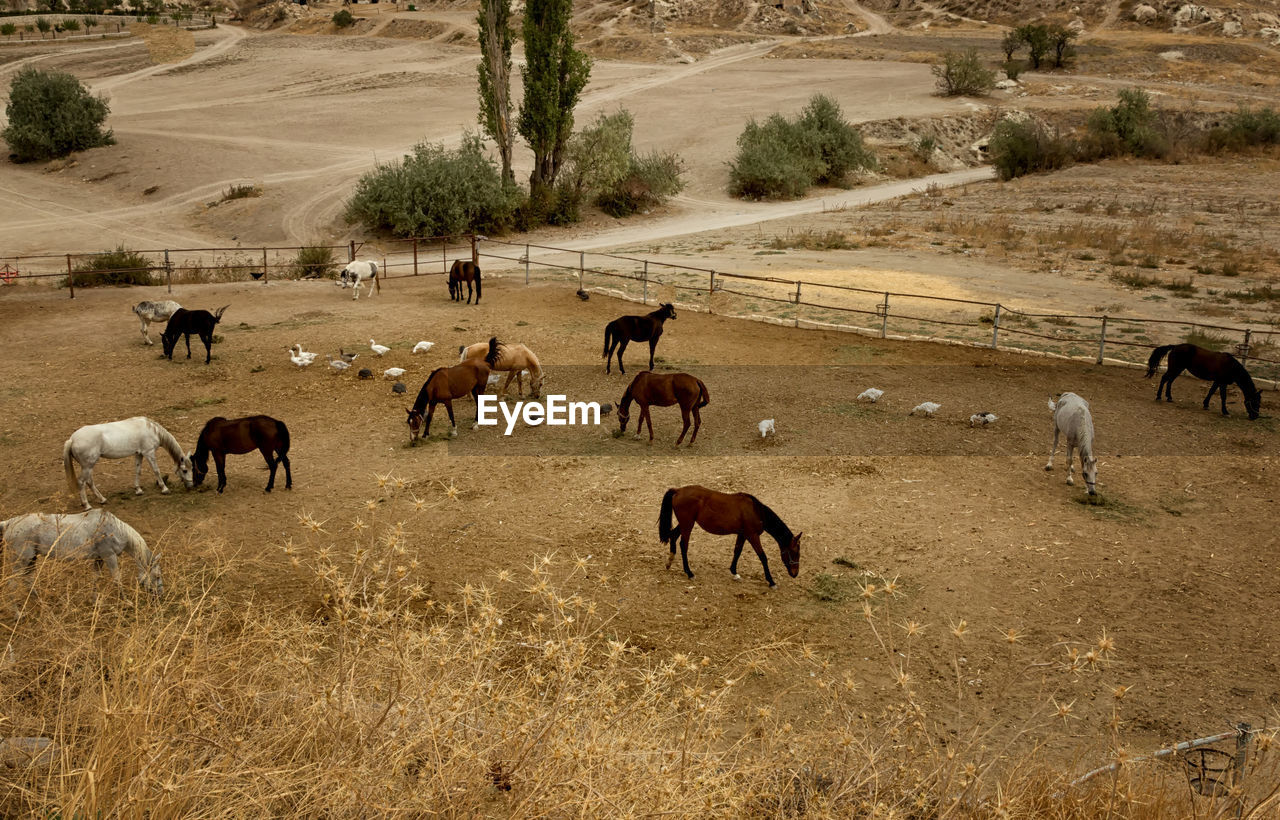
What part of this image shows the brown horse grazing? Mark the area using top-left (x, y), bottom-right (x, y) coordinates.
top-left (448, 260), bottom-right (482, 304)
top-left (192, 415), bottom-right (292, 494)
top-left (407, 338), bottom-right (499, 440)
top-left (618, 371), bottom-right (709, 445)
top-left (603, 303), bottom-right (676, 374)
top-left (658, 485), bottom-right (802, 588)
top-left (1146, 343), bottom-right (1261, 420)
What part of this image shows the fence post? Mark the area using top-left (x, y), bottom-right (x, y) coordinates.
top-left (412, 238), bottom-right (418, 276)
top-left (66, 253), bottom-right (74, 299)
top-left (348, 240), bottom-right (356, 264)
top-left (1240, 329), bottom-right (1252, 364)
top-left (383, 256), bottom-right (388, 287)
top-left (1233, 722), bottom-right (1252, 819)
top-left (991, 304), bottom-right (1002, 348)
top-left (1096, 316), bottom-right (1108, 364)
top-left (708, 270), bottom-right (715, 314)
top-left (643, 261), bottom-right (649, 303)
top-left (442, 241), bottom-right (446, 275)
top-left (795, 281), bottom-right (801, 328)
top-left (262, 247), bottom-right (269, 283)
top-left (164, 249), bottom-right (172, 293)
top-left (471, 234), bottom-right (478, 267)
top-left (881, 293), bottom-right (889, 338)
top-left (525, 244), bottom-right (530, 285)
top-left (579, 252), bottom-right (585, 292)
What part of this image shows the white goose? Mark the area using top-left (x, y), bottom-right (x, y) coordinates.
top-left (327, 356), bottom-right (351, 372)
top-left (370, 339), bottom-right (391, 356)
top-left (288, 344), bottom-right (317, 367)
top-left (412, 341), bottom-right (435, 354)
top-left (383, 367), bottom-right (406, 379)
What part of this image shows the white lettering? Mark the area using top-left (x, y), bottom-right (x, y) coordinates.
top-left (545, 394), bottom-right (566, 425)
top-left (476, 394), bottom-right (499, 426)
top-left (569, 400), bottom-right (600, 426)
top-left (500, 400), bottom-right (522, 436)
top-left (522, 402), bottom-right (545, 427)
top-left (478, 396), bottom-right (604, 436)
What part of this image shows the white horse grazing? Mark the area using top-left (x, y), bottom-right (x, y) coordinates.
top-left (338, 260), bottom-right (380, 300)
top-left (63, 417), bottom-right (195, 511)
top-left (131, 300), bottom-right (182, 345)
top-left (0, 509), bottom-right (163, 596)
top-left (1045, 393), bottom-right (1098, 495)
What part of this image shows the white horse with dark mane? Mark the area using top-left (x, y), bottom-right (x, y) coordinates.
top-left (131, 300), bottom-right (182, 345)
top-left (0, 509), bottom-right (163, 597)
top-left (338, 260), bottom-right (380, 300)
top-left (63, 417), bottom-right (195, 510)
top-left (1045, 393), bottom-right (1098, 495)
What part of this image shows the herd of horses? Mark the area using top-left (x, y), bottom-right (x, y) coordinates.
top-left (0, 267), bottom-right (1269, 603)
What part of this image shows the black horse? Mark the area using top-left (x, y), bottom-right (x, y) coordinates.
top-left (192, 415), bottom-right (292, 493)
top-left (602, 303), bottom-right (676, 374)
top-left (448, 260), bottom-right (482, 304)
top-left (1146, 343), bottom-right (1262, 419)
top-left (161, 305), bottom-right (227, 365)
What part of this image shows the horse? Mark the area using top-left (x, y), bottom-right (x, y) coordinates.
top-left (459, 338), bottom-right (544, 398)
top-left (1045, 393), bottom-right (1098, 496)
top-left (161, 305), bottom-right (228, 365)
top-left (448, 260), bottom-right (482, 304)
top-left (192, 415), bottom-right (292, 494)
top-left (339, 260), bottom-right (380, 300)
top-left (407, 339), bottom-right (499, 440)
top-left (63, 417), bottom-right (195, 511)
top-left (618, 371), bottom-right (709, 445)
top-left (1146, 343), bottom-right (1261, 420)
top-left (1, 509), bottom-right (163, 598)
top-left (603, 303), bottom-right (676, 374)
top-left (658, 485), bottom-right (802, 589)
top-left (132, 300), bottom-right (181, 345)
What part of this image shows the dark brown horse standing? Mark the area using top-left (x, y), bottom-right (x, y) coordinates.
top-left (407, 338), bottom-right (499, 440)
top-left (448, 260), bottom-right (482, 304)
top-left (658, 485), bottom-right (802, 588)
top-left (1146, 343), bottom-right (1262, 419)
top-left (192, 415), bottom-right (291, 494)
top-left (618, 371), bottom-right (709, 445)
top-left (603, 303), bottom-right (676, 374)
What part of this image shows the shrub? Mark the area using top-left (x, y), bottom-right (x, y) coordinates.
top-left (557, 110), bottom-right (635, 220)
top-left (1048, 23), bottom-right (1077, 69)
top-left (1202, 106), bottom-right (1280, 153)
top-left (62, 18), bottom-right (80, 31)
top-left (0, 23), bottom-right (15, 40)
top-left (1081, 88), bottom-right (1167, 160)
top-left (1000, 29), bottom-right (1021, 61)
top-left (219, 183), bottom-right (261, 202)
top-left (1003, 60), bottom-right (1023, 80)
top-left (596, 150), bottom-right (685, 217)
top-left (331, 8), bottom-right (353, 26)
top-left (932, 49), bottom-right (996, 97)
top-left (987, 118), bottom-right (1073, 180)
top-left (3, 66), bottom-right (114, 162)
top-left (728, 94), bottom-right (874, 200)
top-left (69, 246), bottom-right (155, 287)
top-left (35, 16), bottom-right (51, 36)
top-left (344, 133), bottom-right (518, 236)
top-left (1016, 23), bottom-right (1050, 69)
top-left (294, 245), bottom-right (337, 279)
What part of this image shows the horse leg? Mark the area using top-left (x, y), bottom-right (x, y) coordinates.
top-left (214, 452), bottom-right (228, 493)
top-left (1065, 443), bottom-right (1076, 486)
top-left (424, 401), bottom-right (437, 438)
top-left (500, 371), bottom-right (517, 399)
top-left (675, 406), bottom-right (691, 446)
top-left (201, 331), bottom-right (212, 364)
top-left (1044, 428), bottom-right (1060, 471)
top-left (467, 280), bottom-right (474, 305)
top-left (184, 332), bottom-right (192, 359)
top-left (145, 450), bottom-right (168, 493)
top-left (102, 553), bottom-right (121, 589)
top-left (689, 405), bottom-right (701, 446)
top-left (678, 522), bottom-right (695, 580)
top-left (616, 340), bottom-right (628, 375)
top-left (1220, 383), bottom-right (1231, 416)
top-left (747, 532), bottom-right (776, 588)
top-left (85, 464), bottom-right (108, 505)
top-left (472, 388), bottom-right (483, 431)
top-left (261, 446), bottom-right (278, 492)
top-left (729, 535), bottom-right (745, 581)
top-left (445, 399), bottom-right (457, 438)
top-left (279, 450), bottom-right (293, 490)
top-left (134, 454), bottom-right (146, 495)
top-left (644, 406), bottom-right (655, 444)
top-left (648, 338), bottom-right (658, 371)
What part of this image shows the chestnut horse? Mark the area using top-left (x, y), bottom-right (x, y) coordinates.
top-left (407, 338), bottom-right (498, 440)
top-left (448, 260), bottom-right (482, 304)
top-left (617, 371), bottom-right (709, 445)
top-left (658, 485), bottom-right (802, 588)
top-left (192, 415), bottom-right (292, 494)
top-left (1146, 343), bottom-right (1261, 419)
top-left (603, 303), bottom-right (676, 374)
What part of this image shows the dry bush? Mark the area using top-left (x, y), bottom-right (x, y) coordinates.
top-left (0, 476), bottom-right (1275, 817)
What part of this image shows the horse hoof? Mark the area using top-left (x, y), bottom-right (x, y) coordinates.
top-left (732, 574), bottom-right (741, 581)
top-left (450, 430), bottom-right (458, 438)
top-left (1066, 478), bottom-right (1075, 486)
top-left (1043, 465), bottom-right (1053, 472)
top-left (768, 583), bottom-right (778, 590)
top-left (471, 423), bottom-right (480, 431)
top-left (135, 489), bottom-right (144, 495)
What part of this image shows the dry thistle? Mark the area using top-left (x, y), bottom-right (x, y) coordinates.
top-left (1050, 697), bottom-right (1077, 725)
top-left (950, 619), bottom-right (968, 640)
top-left (1002, 627), bottom-right (1022, 645)
top-left (900, 620), bottom-right (925, 639)
top-left (1096, 628), bottom-right (1116, 655)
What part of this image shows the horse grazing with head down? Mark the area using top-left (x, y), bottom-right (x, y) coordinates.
top-left (192, 415), bottom-right (292, 494)
top-left (132, 300), bottom-right (182, 345)
top-left (448, 260), bottom-right (482, 304)
top-left (63, 416), bottom-right (195, 510)
top-left (618, 371), bottom-right (709, 445)
top-left (407, 338), bottom-right (499, 440)
top-left (658, 485), bottom-right (802, 589)
top-left (459, 338), bottom-right (544, 398)
top-left (603, 303), bottom-right (676, 374)
top-left (1, 509), bottom-right (164, 599)
top-left (338, 260), bottom-right (380, 300)
top-left (162, 305), bottom-right (227, 365)
top-left (1045, 393), bottom-right (1098, 496)
top-left (1146, 343), bottom-right (1261, 420)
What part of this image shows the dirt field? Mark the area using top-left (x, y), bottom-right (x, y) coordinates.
top-left (1, 274), bottom-right (1276, 766)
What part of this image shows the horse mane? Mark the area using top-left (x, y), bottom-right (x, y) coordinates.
top-left (193, 417), bottom-right (227, 464)
top-left (412, 368), bottom-right (447, 413)
top-left (486, 337), bottom-right (501, 367)
top-left (147, 419), bottom-right (187, 465)
top-left (1232, 356), bottom-right (1260, 399)
top-left (749, 496), bottom-right (794, 547)
top-left (110, 512), bottom-right (153, 566)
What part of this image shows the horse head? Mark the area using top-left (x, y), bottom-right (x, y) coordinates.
top-left (778, 532), bottom-right (801, 578)
top-left (660, 303), bottom-right (676, 320)
top-left (1245, 390), bottom-right (1262, 420)
top-left (616, 402), bottom-right (630, 432)
top-left (161, 329), bottom-right (178, 359)
top-left (189, 454), bottom-right (209, 487)
top-left (176, 455), bottom-right (196, 489)
top-left (138, 558), bottom-right (164, 596)
top-left (1082, 457), bottom-right (1098, 496)
top-left (406, 407), bottom-right (423, 440)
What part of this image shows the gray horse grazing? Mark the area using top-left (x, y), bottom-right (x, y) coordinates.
top-left (64, 416), bottom-right (195, 511)
top-left (0, 509), bottom-right (164, 598)
top-left (132, 300), bottom-right (182, 345)
top-left (1045, 393), bottom-right (1098, 495)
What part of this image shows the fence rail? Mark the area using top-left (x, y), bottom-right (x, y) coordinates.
top-left (3, 235), bottom-right (1278, 386)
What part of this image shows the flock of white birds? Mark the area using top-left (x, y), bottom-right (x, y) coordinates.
top-left (288, 339), bottom-right (435, 381)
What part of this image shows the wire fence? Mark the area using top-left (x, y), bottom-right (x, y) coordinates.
top-left (3, 234), bottom-right (1278, 386)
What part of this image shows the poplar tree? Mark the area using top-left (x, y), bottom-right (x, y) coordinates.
top-left (517, 0), bottom-right (590, 203)
top-left (476, 0), bottom-right (514, 185)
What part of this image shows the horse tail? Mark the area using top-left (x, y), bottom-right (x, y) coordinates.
top-left (1145, 345), bottom-right (1174, 378)
top-left (486, 337), bottom-right (501, 367)
top-left (275, 419), bottom-right (291, 456)
top-left (696, 379), bottom-right (710, 408)
top-left (603, 323), bottom-right (613, 358)
top-left (658, 488), bottom-right (677, 543)
top-left (63, 437), bottom-right (78, 496)
top-left (373, 263), bottom-right (381, 293)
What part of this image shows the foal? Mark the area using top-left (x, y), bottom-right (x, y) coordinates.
top-left (603, 303), bottom-right (676, 374)
top-left (617, 371), bottom-right (709, 445)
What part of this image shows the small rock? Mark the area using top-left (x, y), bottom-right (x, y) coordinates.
top-left (1132, 4), bottom-right (1157, 23)
top-left (995, 78), bottom-right (1019, 89)
top-left (1222, 20), bottom-right (1243, 37)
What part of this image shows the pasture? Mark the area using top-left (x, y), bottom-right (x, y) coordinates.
top-left (0, 272), bottom-right (1275, 783)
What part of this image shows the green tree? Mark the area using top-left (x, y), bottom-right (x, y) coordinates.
top-left (0, 23), bottom-right (16, 40)
top-left (35, 16), bottom-right (51, 37)
top-left (1048, 23), bottom-right (1077, 69)
top-left (1000, 29), bottom-right (1021, 61)
top-left (932, 48), bottom-right (996, 97)
top-left (83, 15), bottom-right (98, 30)
top-left (561, 109), bottom-right (633, 201)
top-left (332, 8), bottom-right (353, 26)
top-left (517, 0), bottom-right (591, 203)
top-left (62, 18), bottom-right (81, 31)
top-left (476, 0), bottom-right (514, 185)
top-left (1016, 23), bottom-right (1050, 69)
top-left (3, 66), bottom-right (114, 161)
top-left (1084, 87), bottom-right (1165, 158)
